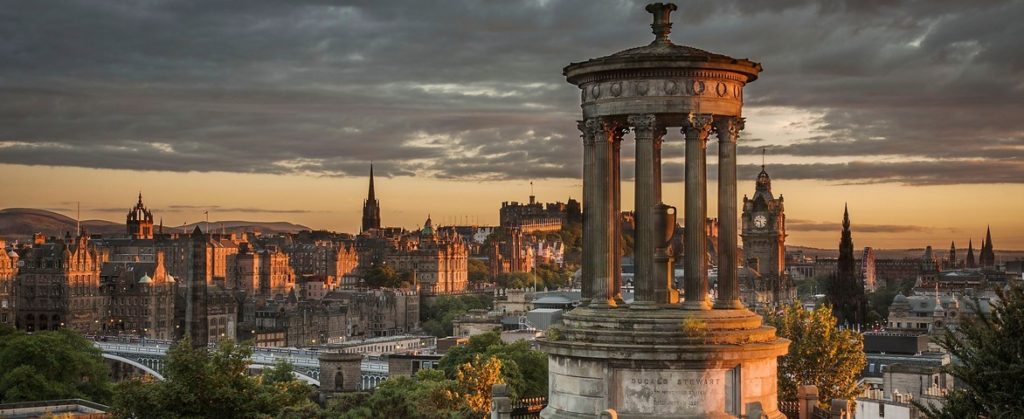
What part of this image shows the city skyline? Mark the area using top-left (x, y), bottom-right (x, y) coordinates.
top-left (2, 0), bottom-right (1023, 248)
top-left (4, 164), bottom-right (1018, 250)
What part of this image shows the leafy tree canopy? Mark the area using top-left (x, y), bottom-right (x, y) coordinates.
top-left (0, 326), bottom-right (112, 404)
top-left (438, 331), bottom-right (547, 399)
top-left (421, 295), bottom-right (492, 338)
top-left (767, 303), bottom-right (866, 407)
top-left (112, 338), bottom-right (316, 418)
top-left (917, 283), bottom-right (1024, 419)
top-left (363, 264), bottom-right (402, 288)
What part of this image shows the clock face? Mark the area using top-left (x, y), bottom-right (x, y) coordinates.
top-left (754, 214), bottom-right (768, 229)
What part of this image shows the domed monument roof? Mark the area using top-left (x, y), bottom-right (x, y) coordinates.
top-left (564, 3), bottom-right (761, 84)
top-left (563, 3), bottom-right (761, 121)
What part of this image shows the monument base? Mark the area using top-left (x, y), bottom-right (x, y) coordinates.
top-left (537, 307), bottom-right (789, 418)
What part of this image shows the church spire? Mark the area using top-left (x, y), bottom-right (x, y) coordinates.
top-left (842, 203), bottom-right (850, 231)
top-left (368, 163), bottom-right (376, 202)
top-left (361, 164), bottom-right (382, 233)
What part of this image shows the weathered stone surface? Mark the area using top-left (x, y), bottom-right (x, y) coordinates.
top-left (545, 3), bottom-right (786, 418)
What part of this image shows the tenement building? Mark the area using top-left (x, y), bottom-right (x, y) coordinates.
top-left (15, 232), bottom-right (104, 334)
top-left (0, 240), bottom-right (18, 326)
top-left (538, 4), bottom-right (789, 417)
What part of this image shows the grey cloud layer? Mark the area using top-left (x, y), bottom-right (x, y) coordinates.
top-left (1, 0), bottom-right (1021, 184)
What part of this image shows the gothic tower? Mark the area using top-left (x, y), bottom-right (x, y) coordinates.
top-left (126, 193), bottom-right (154, 239)
top-left (966, 239), bottom-right (976, 268)
top-left (186, 226), bottom-right (209, 347)
top-left (980, 226), bottom-right (995, 268)
top-left (741, 162), bottom-right (792, 305)
top-left (361, 165), bottom-right (381, 232)
top-left (948, 241), bottom-right (957, 269)
top-left (829, 204), bottom-right (867, 326)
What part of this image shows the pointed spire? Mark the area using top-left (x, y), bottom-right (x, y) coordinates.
top-left (138, 192), bottom-right (143, 205)
top-left (368, 163), bottom-right (376, 201)
top-left (985, 225), bottom-right (992, 250)
top-left (842, 203), bottom-right (850, 231)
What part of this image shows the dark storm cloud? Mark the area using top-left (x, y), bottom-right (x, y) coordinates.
top-left (1, 0), bottom-right (1021, 184)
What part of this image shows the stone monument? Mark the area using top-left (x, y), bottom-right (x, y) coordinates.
top-left (537, 3), bottom-right (789, 418)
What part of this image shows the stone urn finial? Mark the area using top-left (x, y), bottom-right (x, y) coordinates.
top-left (645, 2), bottom-right (678, 45)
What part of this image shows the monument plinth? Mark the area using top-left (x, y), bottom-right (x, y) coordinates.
top-left (537, 3), bottom-right (789, 418)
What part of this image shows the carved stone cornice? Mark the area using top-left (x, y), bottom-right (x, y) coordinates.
top-left (713, 116), bottom-right (745, 143)
top-left (683, 113), bottom-right (714, 140)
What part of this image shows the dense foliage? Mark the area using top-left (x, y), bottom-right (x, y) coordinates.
top-left (438, 331), bottom-right (547, 399)
top-left (112, 339), bottom-right (316, 418)
top-left (916, 283), bottom-right (1024, 418)
top-left (420, 294), bottom-right (493, 337)
top-left (327, 355), bottom-right (504, 419)
top-left (362, 264), bottom-right (402, 288)
top-left (767, 303), bottom-right (866, 407)
top-left (467, 259), bottom-right (489, 284)
top-left (494, 264), bottom-right (571, 290)
top-left (0, 326), bottom-right (113, 404)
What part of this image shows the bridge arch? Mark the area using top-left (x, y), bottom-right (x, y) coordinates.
top-left (246, 364), bottom-right (320, 386)
top-left (102, 353), bottom-right (165, 380)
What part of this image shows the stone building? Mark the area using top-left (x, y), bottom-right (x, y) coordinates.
top-left (326, 288), bottom-right (420, 338)
top-left (0, 240), bottom-right (18, 327)
top-left (499, 194), bottom-right (581, 233)
top-left (99, 254), bottom-right (176, 340)
top-left (384, 216), bottom-right (468, 295)
top-left (740, 163), bottom-right (794, 306)
top-left (15, 232), bottom-right (104, 334)
top-left (286, 240), bottom-right (358, 280)
top-left (538, 4), bottom-right (789, 417)
top-left (231, 243), bottom-right (296, 297)
top-left (487, 227), bottom-right (534, 277)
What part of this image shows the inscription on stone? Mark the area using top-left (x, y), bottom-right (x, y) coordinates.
top-left (616, 368), bottom-right (735, 415)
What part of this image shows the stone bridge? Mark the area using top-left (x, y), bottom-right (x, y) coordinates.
top-left (94, 339), bottom-right (389, 389)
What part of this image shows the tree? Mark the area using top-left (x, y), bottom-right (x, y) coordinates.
top-left (112, 338), bottom-right (315, 418)
top-left (767, 303), bottom-right (865, 407)
top-left (916, 283), bottom-right (1024, 418)
top-left (325, 369), bottom-right (463, 419)
top-left (420, 294), bottom-right (492, 337)
top-left (468, 259), bottom-right (489, 284)
top-left (0, 327), bottom-right (112, 404)
top-left (363, 264), bottom-right (401, 288)
top-left (456, 355), bottom-right (505, 416)
top-left (438, 332), bottom-right (548, 399)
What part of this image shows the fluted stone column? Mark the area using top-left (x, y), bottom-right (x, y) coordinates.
top-left (578, 120), bottom-right (594, 306)
top-left (590, 119), bottom-right (617, 308)
top-left (629, 114), bottom-right (657, 308)
top-left (714, 117), bottom-right (745, 309)
top-left (682, 113), bottom-right (714, 310)
top-left (612, 128), bottom-right (625, 305)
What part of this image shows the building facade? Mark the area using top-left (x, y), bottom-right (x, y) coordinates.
top-left (740, 164), bottom-right (794, 306)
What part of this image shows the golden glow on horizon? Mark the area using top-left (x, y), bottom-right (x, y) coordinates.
top-left (2, 163), bottom-right (1022, 249)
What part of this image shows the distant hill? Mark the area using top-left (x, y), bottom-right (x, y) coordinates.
top-left (0, 208), bottom-right (311, 241)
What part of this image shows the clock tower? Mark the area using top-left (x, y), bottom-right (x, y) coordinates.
top-left (741, 163), bottom-right (793, 305)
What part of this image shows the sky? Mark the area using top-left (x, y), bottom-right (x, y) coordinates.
top-left (1, 0), bottom-right (1022, 249)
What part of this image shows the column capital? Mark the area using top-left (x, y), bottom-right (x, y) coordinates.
top-left (713, 116), bottom-right (745, 143)
top-left (586, 118), bottom-right (626, 144)
top-left (683, 112), bottom-right (715, 140)
top-left (628, 114), bottom-right (658, 133)
top-left (579, 120), bottom-right (595, 146)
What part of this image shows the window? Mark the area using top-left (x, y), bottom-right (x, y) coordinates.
top-left (879, 403), bottom-right (885, 417)
top-left (869, 363), bottom-right (875, 373)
